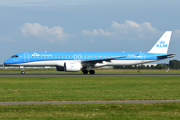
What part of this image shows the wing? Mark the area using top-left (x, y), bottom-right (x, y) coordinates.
top-left (81, 56), bottom-right (126, 64)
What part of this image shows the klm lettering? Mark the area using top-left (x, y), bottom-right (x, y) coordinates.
top-left (156, 44), bottom-right (167, 47)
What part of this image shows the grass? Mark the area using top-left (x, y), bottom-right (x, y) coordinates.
top-left (0, 69), bottom-right (180, 74)
top-left (0, 76), bottom-right (180, 119)
top-left (0, 76), bottom-right (180, 101)
top-left (0, 103), bottom-right (180, 119)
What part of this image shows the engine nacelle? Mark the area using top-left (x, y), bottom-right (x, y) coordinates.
top-left (56, 66), bottom-right (64, 71)
top-left (64, 62), bottom-right (81, 72)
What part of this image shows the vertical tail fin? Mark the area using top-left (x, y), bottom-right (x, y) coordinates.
top-left (148, 31), bottom-right (172, 54)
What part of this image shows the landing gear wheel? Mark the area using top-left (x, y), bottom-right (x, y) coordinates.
top-left (89, 70), bottom-right (95, 74)
top-left (21, 71), bottom-right (25, 75)
top-left (83, 70), bottom-right (88, 74)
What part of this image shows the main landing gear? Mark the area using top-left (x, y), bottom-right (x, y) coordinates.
top-left (82, 70), bottom-right (95, 74)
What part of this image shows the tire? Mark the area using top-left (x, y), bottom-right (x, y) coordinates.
top-left (89, 70), bottom-right (95, 74)
top-left (83, 70), bottom-right (88, 74)
top-left (21, 71), bottom-right (25, 75)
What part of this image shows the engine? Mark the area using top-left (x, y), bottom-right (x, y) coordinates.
top-left (56, 66), bottom-right (64, 71)
top-left (56, 62), bottom-right (81, 72)
top-left (64, 62), bottom-right (81, 72)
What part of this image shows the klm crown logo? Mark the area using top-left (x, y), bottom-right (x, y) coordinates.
top-left (156, 40), bottom-right (167, 48)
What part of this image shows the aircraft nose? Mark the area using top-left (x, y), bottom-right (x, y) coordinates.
top-left (4, 60), bottom-right (11, 66)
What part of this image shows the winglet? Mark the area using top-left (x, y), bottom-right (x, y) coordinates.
top-left (148, 31), bottom-right (172, 54)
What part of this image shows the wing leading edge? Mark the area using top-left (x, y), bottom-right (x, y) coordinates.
top-left (81, 56), bottom-right (126, 64)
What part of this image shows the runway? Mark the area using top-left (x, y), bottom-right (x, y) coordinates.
top-left (0, 74), bottom-right (180, 77)
top-left (0, 100), bottom-right (180, 105)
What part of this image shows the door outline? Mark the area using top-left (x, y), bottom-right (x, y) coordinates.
top-left (24, 53), bottom-right (29, 62)
top-left (141, 53), bottom-right (145, 62)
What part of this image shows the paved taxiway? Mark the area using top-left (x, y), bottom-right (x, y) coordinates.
top-left (0, 100), bottom-right (180, 105)
top-left (0, 74), bottom-right (180, 77)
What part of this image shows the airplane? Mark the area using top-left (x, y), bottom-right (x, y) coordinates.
top-left (4, 31), bottom-right (175, 75)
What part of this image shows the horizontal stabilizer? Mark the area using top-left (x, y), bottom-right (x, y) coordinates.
top-left (157, 54), bottom-right (176, 58)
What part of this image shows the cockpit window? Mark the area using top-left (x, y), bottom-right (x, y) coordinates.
top-left (11, 55), bottom-right (18, 58)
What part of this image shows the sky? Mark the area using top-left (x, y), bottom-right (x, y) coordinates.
top-left (0, 0), bottom-right (180, 64)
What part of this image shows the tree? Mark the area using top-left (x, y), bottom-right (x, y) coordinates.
top-left (156, 64), bottom-right (162, 69)
top-left (113, 66), bottom-right (124, 69)
top-left (146, 65), bottom-right (149, 69)
top-left (141, 65), bottom-right (146, 69)
top-left (150, 65), bottom-right (155, 69)
top-left (169, 60), bottom-right (179, 69)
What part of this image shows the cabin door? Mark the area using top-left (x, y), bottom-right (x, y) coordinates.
top-left (24, 53), bottom-right (29, 62)
top-left (141, 53), bottom-right (145, 62)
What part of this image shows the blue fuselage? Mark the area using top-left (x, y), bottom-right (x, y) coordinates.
top-left (4, 52), bottom-right (167, 67)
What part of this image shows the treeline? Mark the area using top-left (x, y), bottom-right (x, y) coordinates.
top-left (113, 60), bottom-right (180, 69)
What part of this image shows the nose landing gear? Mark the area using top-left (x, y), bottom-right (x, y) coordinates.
top-left (20, 67), bottom-right (25, 75)
top-left (21, 71), bottom-right (25, 75)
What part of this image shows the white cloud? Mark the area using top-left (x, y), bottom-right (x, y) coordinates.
top-left (82, 29), bottom-right (114, 36)
top-left (0, 36), bottom-right (13, 42)
top-left (111, 20), bottom-right (158, 39)
top-left (82, 20), bottom-right (159, 40)
top-left (98, 29), bottom-right (115, 36)
top-left (21, 23), bottom-right (71, 43)
top-left (111, 20), bottom-right (158, 33)
top-left (82, 29), bottom-right (99, 36)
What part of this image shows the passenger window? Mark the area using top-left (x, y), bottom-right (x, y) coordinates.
top-left (46, 56), bottom-right (47, 58)
top-left (35, 56), bottom-right (37, 58)
top-left (42, 56), bottom-right (44, 58)
top-left (39, 56), bottom-right (40, 58)
top-left (32, 56), bottom-right (34, 58)
top-left (49, 56), bottom-right (51, 58)
top-left (57, 56), bottom-right (58, 58)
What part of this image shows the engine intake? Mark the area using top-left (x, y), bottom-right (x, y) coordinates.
top-left (64, 62), bottom-right (81, 72)
top-left (56, 66), bottom-right (64, 71)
